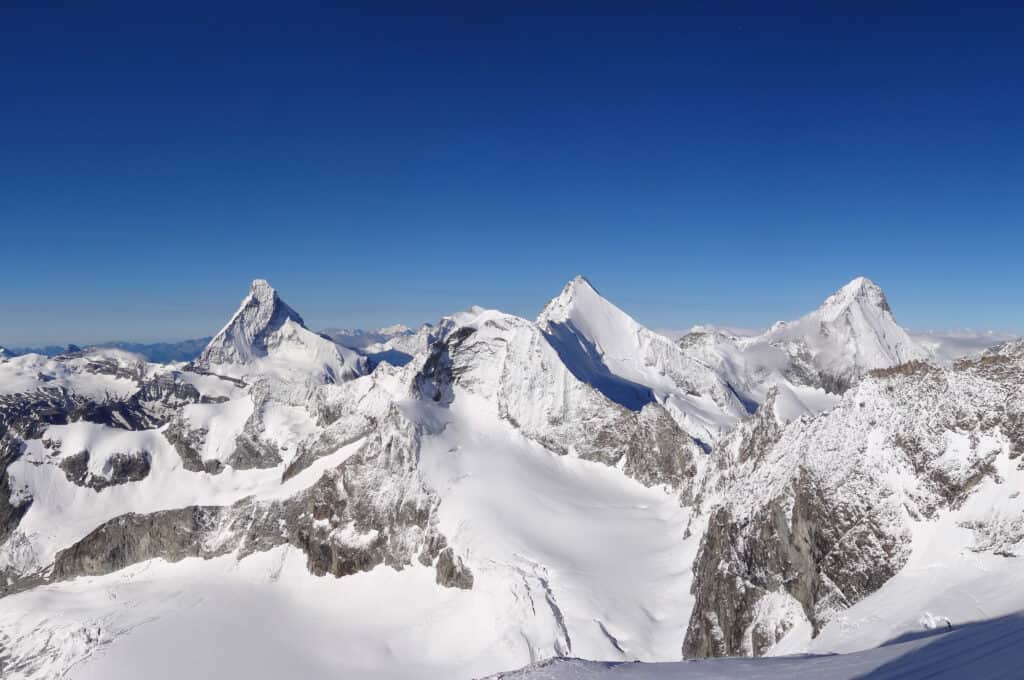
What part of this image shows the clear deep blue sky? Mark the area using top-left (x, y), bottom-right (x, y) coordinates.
top-left (3, 2), bottom-right (1022, 345)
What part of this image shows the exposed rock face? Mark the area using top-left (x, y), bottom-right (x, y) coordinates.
top-left (49, 405), bottom-right (459, 589)
top-left (1, 388), bottom-right (106, 440)
top-left (734, 388), bottom-right (786, 466)
top-left (59, 450), bottom-right (152, 491)
top-left (0, 436), bottom-right (29, 550)
top-left (435, 546), bottom-right (474, 589)
top-left (52, 506), bottom-right (229, 579)
top-left (163, 416), bottom-right (224, 474)
top-left (684, 350), bottom-right (1023, 658)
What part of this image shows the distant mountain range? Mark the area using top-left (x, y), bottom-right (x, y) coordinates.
top-left (1, 338), bottom-right (213, 363)
top-left (1, 323), bottom-right (429, 366)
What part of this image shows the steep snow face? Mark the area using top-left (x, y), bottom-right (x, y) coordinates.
top-left (416, 306), bottom-right (706, 494)
top-left (196, 279), bottom-right (364, 384)
top-left (753, 277), bottom-right (929, 391)
top-left (537, 277), bottom-right (747, 443)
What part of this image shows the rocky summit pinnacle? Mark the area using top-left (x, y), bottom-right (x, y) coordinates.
top-left (196, 278), bottom-right (306, 366)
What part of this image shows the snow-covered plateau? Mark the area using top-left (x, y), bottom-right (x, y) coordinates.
top-left (0, 276), bottom-right (1020, 679)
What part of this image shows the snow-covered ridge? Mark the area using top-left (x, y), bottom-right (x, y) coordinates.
top-left (537, 275), bottom-right (747, 443)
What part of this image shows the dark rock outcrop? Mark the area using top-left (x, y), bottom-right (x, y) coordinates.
top-left (53, 506), bottom-right (229, 579)
top-left (49, 407), bottom-right (470, 591)
top-left (435, 547), bottom-right (474, 589)
top-left (59, 450), bottom-right (151, 491)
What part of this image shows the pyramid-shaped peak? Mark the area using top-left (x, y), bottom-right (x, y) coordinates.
top-left (820, 276), bottom-right (891, 315)
top-left (197, 279), bottom-right (306, 366)
top-left (537, 275), bottom-right (610, 325)
top-left (235, 278), bottom-right (305, 327)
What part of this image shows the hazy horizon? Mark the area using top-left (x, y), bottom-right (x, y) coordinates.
top-left (4, 274), bottom-right (1021, 348)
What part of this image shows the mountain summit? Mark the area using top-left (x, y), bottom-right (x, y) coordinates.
top-left (819, 276), bottom-right (892, 316)
top-left (758, 276), bottom-right (928, 390)
top-left (198, 279), bottom-right (306, 366)
top-left (536, 275), bottom-right (605, 327)
top-left (196, 279), bottom-right (363, 383)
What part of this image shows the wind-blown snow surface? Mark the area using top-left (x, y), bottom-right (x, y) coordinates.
top-left (0, 276), bottom-right (1021, 680)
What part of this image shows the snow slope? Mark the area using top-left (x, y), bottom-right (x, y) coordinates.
top-left (0, 397), bottom-right (699, 679)
top-left (537, 276), bottom-right (747, 443)
top-left (489, 612), bottom-right (1024, 679)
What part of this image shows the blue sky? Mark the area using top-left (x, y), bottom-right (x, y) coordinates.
top-left (2, 3), bottom-right (1022, 345)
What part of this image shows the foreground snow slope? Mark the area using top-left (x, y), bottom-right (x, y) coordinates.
top-left (490, 611), bottom-right (1024, 679)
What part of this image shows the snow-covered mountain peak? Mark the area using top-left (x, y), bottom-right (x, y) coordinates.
top-left (195, 279), bottom-right (363, 383)
top-left (536, 275), bottom-right (607, 327)
top-left (750, 276), bottom-right (929, 392)
top-left (535, 277), bottom-right (746, 440)
top-left (817, 276), bottom-right (891, 320)
top-left (198, 278), bottom-right (305, 366)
